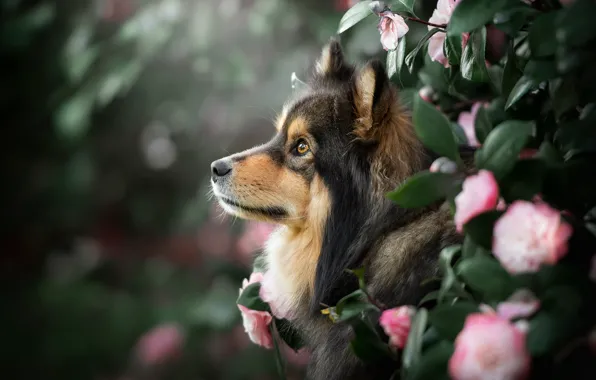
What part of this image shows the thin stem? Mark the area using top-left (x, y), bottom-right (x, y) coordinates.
top-left (406, 17), bottom-right (447, 30)
top-left (363, 289), bottom-right (387, 310)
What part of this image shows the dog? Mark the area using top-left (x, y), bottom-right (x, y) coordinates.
top-left (210, 39), bottom-right (470, 380)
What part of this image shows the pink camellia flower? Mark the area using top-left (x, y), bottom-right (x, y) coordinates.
top-left (454, 170), bottom-right (500, 233)
top-left (379, 305), bottom-right (416, 349)
top-left (457, 102), bottom-right (488, 147)
top-left (238, 272), bottom-right (274, 349)
top-left (449, 313), bottom-right (531, 380)
top-left (427, 0), bottom-right (468, 67)
top-left (260, 270), bottom-right (296, 320)
top-left (136, 323), bottom-right (185, 366)
top-left (496, 288), bottom-right (540, 320)
top-left (493, 201), bottom-right (573, 274)
top-left (378, 11), bottom-right (409, 51)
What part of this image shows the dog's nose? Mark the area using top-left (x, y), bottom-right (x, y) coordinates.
top-left (211, 159), bottom-right (232, 179)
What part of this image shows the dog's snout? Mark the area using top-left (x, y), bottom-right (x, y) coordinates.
top-left (211, 159), bottom-right (232, 180)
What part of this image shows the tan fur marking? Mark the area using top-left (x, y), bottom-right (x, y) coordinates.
top-left (316, 45), bottom-right (333, 75)
top-left (232, 154), bottom-right (309, 220)
top-left (353, 66), bottom-right (376, 122)
top-left (264, 175), bottom-right (330, 314)
top-left (286, 116), bottom-right (310, 141)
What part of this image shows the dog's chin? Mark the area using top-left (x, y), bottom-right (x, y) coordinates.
top-left (215, 195), bottom-right (287, 222)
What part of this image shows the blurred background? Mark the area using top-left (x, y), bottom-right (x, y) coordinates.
top-left (1, 0), bottom-right (425, 379)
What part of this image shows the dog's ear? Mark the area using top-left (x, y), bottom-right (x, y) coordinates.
top-left (312, 38), bottom-right (353, 82)
top-left (351, 60), bottom-right (396, 142)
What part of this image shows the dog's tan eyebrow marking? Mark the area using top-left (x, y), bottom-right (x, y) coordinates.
top-left (286, 116), bottom-right (309, 141)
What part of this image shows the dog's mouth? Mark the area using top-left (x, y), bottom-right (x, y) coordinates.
top-left (217, 195), bottom-right (287, 219)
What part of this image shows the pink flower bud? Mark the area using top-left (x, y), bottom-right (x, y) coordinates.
top-left (369, 1), bottom-right (386, 15)
top-left (379, 305), bottom-right (416, 349)
top-left (454, 170), bottom-right (500, 233)
top-left (238, 272), bottom-right (274, 349)
top-left (429, 157), bottom-right (458, 174)
top-left (378, 11), bottom-right (409, 51)
top-left (418, 86), bottom-right (434, 103)
top-left (493, 201), bottom-right (573, 274)
top-left (449, 313), bottom-right (530, 380)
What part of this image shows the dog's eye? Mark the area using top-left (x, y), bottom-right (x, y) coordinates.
top-left (295, 140), bottom-right (310, 156)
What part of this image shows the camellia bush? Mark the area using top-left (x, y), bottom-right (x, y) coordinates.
top-left (236, 0), bottom-right (596, 379)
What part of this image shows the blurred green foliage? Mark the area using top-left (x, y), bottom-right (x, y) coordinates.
top-left (0, 0), bottom-right (390, 379)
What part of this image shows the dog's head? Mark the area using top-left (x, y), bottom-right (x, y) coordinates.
top-left (210, 39), bottom-right (428, 308)
top-left (210, 39), bottom-right (424, 227)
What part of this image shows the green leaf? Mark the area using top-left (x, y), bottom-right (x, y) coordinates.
top-left (386, 171), bottom-right (457, 208)
top-left (474, 120), bottom-right (534, 179)
top-left (270, 323), bottom-right (287, 380)
top-left (504, 75), bottom-right (537, 110)
top-left (334, 289), bottom-right (378, 323)
top-left (387, 49), bottom-right (398, 80)
top-left (412, 94), bottom-right (460, 162)
top-left (537, 141), bottom-right (563, 165)
top-left (405, 28), bottom-right (442, 73)
top-left (275, 318), bottom-right (305, 352)
top-left (447, 0), bottom-right (509, 36)
top-left (460, 27), bottom-right (489, 82)
top-left (461, 234), bottom-right (492, 259)
top-left (438, 245), bottom-right (461, 303)
top-left (418, 290), bottom-right (440, 307)
top-left (555, 0), bottom-right (596, 47)
top-left (474, 106), bottom-right (492, 144)
top-left (350, 318), bottom-right (392, 362)
top-left (501, 45), bottom-right (523, 100)
top-left (409, 341), bottom-right (454, 380)
top-left (237, 282), bottom-right (269, 312)
top-left (456, 255), bottom-right (515, 301)
top-left (463, 210), bottom-right (504, 250)
top-left (337, 1), bottom-right (373, 34)
top-left (549, 77), bottom-right (579, 120)
top-left (526, 286), bottom-right (582, 356)
top-left (402, 308), bottom-right (428, 373)
top-left (524, 59), bottom-right (558, 82)
top-left (428, 302), bottom-right (479, 341)
top-left (335, 289), bottom-right (366, 314)
top-left (444, 34), bottom-right (463, 67)
top-left (528, 11), bottom-right (558, 58)
top-left (396, 0), bottom-right (416, 14)
top-left (396, 37), bottom-right (407, 79)
top-left (493, 6), bottom-right (537, 36)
